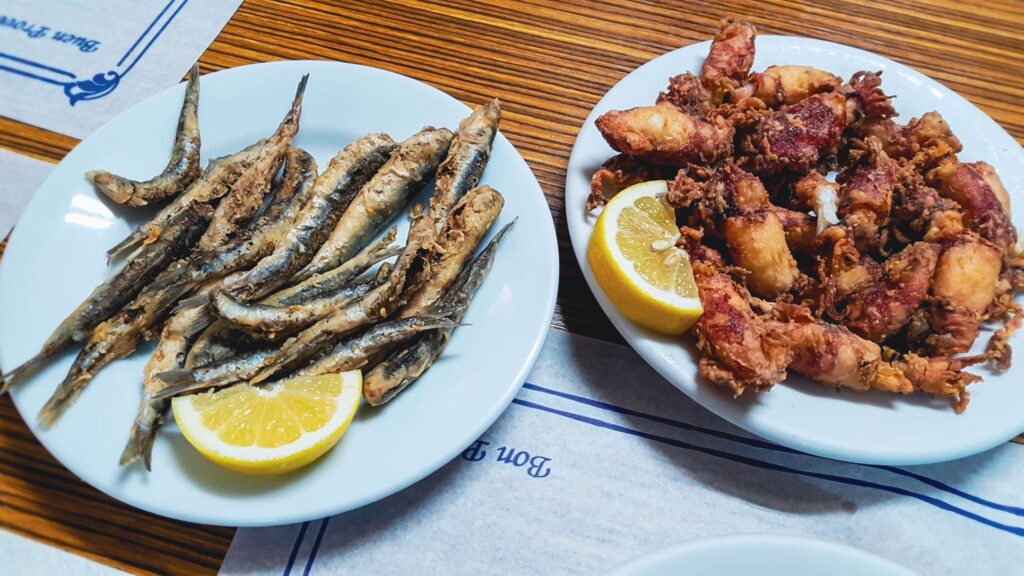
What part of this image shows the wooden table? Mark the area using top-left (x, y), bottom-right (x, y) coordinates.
top-left (1, 1), bottom-right (1022, 574)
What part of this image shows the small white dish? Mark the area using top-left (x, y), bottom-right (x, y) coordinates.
top-left (606, 534), bottom-right (919, 576)
top-left (0, 60), bottom-right (558, 526)
top-left (565, 36), bottom-right (1024, 465)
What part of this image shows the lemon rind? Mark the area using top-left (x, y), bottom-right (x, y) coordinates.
top-left (171, 372), bottom-right (361, 466)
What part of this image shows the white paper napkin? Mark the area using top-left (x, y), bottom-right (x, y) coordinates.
top-left (0, 148), bottom-right (54, 238)
top-left (0, 0), bottom-right (242, 139)
top-left (0, 530), bottom-right (129, 575)
top-left (221, 329), bottom-right (1024, 576)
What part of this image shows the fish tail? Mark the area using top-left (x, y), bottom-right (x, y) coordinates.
top-left (119, 402), bottom-right (167, 470)
top-left (147, 265), bottom-right (190, 293)
top-left (38, 371), bottom-right (91, 428)
top-left (2, 350), bottom-right (51, 391)
top-left (171, 288), bottom-right (207, 314)
top-left (491, 218), bottom-right (517, 243)
top-left (419, 317), bottom-right (461, 331)
top-left (151, 370), bottom-right (201, 400)
top-left (293, 74), bottom-right (309, 106)
top-left (182, 309), bottom-right (214, 339)
top-left (106, 230), bottom-right (145, 261)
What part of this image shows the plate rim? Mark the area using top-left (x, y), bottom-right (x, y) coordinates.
top-left (564, 35), bottom-right (1024, 465)
top-left (604, 533), bottom-right (919, 576)
top-left (2, 59), bottom-right (559, 526)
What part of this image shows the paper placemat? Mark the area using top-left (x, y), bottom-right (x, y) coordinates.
top-left (0, 0), bottom-right (242, 139)
top-left (0, 148), bottom-right (54, 238)
top-left (221, 329), bottom-right (1024, 575)
top-left (0, 530), bottom-right (129, 575)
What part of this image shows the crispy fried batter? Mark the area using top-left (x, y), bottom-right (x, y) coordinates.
top-left (891, 354), bottom-right (979, 413)
top-left (657, 72), bottom-right (712, 117)
top-left (672, 165), bottom-right (807, 297)
top-left (830, 242), bottom-right (940, 343)
top-left (700, 19), bottom-right (756, 99)
top-left (588, 155), bottom-right (671, 211)
top-left (669, 163), bottom-right (770, 228)
top-left (836, 139), bottom-right (898, 251)
top-left (762, 304), bottom-right (912, 394)
top-left (852, 112), bottom-right (961, 171)
top-left (741, 92), bottom-right (849, 176)
top-left (723, 211), bottom-right (801, 298)
top-left (693, 261), bottom-right (790, 395)
top-left (929, 159), bottom-right (1017, 254)
top-left (845, 71), bottom-right (897, 120)
top-left (585, 19), bottom-right (1021, 411)
top-left (595, 102), bottom-right (734, 166)
top-left (740, 65), bottom-right (842, 108)
top-left (924, 235), bottom-right (1003, 355)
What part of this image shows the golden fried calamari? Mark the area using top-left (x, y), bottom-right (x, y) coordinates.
top-left (658, 72), bottom-right (712, 117)
top-left (692, 260), bottom-right (789, 394)
top-left (588, 154), bottom-right (671, 211)
top-left (735, 65), bottom-right (842, 108)
top-left (595, 101), bottom-right (734, 166)
top-left (929, 160), bottom-right (1016, 254)
top-left (700, 19), bottom-right (757, 98)
top-left (587, 19), bottom-right (1022, 411)
top-left (923, 236), bottom-right (1003, 356)
top-left (740, 92), bottom-right (849, 176)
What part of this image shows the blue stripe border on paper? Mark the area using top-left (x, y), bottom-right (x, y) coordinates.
top-left (0, 0), bottom-right (189, 105)
top-left (285, 381), bottom-right (1023, 573)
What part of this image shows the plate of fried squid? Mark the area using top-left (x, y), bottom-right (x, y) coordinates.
top-left (0, 60), bottom-right (557, 526)
top-left (566, 21), bottom-right (1024, 465)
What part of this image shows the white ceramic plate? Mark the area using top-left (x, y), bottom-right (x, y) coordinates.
top-left (0, 60), bottom-right (558, 526)
top-left (565, 36), bottom-right (1024, 465)
top-left (606, 534), bottom-right (919, 576)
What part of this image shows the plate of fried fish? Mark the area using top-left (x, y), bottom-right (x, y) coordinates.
top-left (566, 21), bottom-right (1024, 464)
top-left (0, 60), bottom-right (557, 526)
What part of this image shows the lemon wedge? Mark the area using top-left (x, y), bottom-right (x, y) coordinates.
top-left (587, 180), bottom-right (703, 335)
top-left (172, 371), bottom-right (361, 476)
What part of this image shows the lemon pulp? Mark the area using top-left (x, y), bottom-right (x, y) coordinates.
top-left (172, 371), bottom-right (361, 476)
top-left (587, 180), bottom-right (702, 335)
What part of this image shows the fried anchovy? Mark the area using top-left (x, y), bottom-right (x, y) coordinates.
top-left (106, 139), bottom-right (266, 260)
top-left (2, 203), bottom-right (214, 392)
top-left (402, 185), bottom-right (503, 318)
top-left (363, 219), bottom-right (513, 405)
top-left (299, 316), bottom-right (459, 377)
top-left (33, 127), bottom-right (311, 421)
top-left (184, 233), bottom-right (394, 371)
top-left (153, 348), bottom-right (276, 400)
top-left (119, 281), bottom-right (216, 469)
top-left (156, 315), bottom-right (455, 401)
top-left (198, 75), bottom-right (308, 250)
top-left (269, 227), bottom-right (400, 305)
top-left (185, 321), bottom-right (257, 369)
top-left (221, 133), bottom-right (397, 302)
top-left (187, 262), bottom-right (391, 366)
top-left (125, 147), bottom-right (319, 365)
top-left (183, 264), bottom-right (388, 368)
top-left (86, 65), bottom-right (202, 207)
top-left (147, 147), bottom-right (317, 294)
top-left (429, 99), bottom-right (501, 231)
top-left (191, 244), bottom-right (394, 363)
top-left (293, 127), bottom-right (453, 281)
top-left (247, 210), bottom-right (435, 385)
top-left (211, 278), bottom-right (378, 336)
top-left (253, 147), bottom-right (319, 230)
top-left (37, 257), bottom-right (204, 426)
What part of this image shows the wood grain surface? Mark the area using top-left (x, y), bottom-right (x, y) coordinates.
top-left (1, 1), bottom-right (1022, 574)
